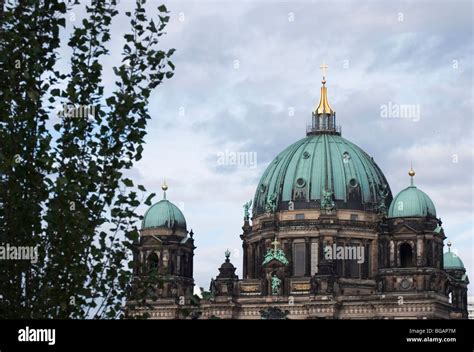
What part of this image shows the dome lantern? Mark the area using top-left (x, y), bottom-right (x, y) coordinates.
top-left (307, 63), bottom-right (340, 136)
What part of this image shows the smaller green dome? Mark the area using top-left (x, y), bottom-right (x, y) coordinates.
top-left (142, 199), bottom-right (186, 230)
top-left (388, 185), bottom-right (436, 218)
top-left (444, 251), bottom-right (465, 270)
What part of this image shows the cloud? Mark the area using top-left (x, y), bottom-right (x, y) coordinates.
top-left (56, 0), bottom-right (472, 291)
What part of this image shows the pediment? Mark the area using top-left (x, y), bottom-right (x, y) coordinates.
top-left (392, 223), bottom-right (418, 234)
top-left (262, 258), bottom-right (286, 268)
top-left (141, 235), bottom-right (162, 246)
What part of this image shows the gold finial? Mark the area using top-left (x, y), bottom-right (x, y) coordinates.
top-left (408, 162), bottom-right (415, 186)
top-left (447, 240), bottom-right (452, 252)
top-left (162, 179), bottom-right (168, 199)
top-left (316, 63), bottom-right (333, 114)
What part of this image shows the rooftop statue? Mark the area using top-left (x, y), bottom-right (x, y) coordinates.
top-left (243, 200), bottom-right (252, 221)
top-left (265, 193), bottom-right (277, 214)
top-left (321, 189), bottom-right (335, 212)
top-left (377, 184), bottom-right (389, 217)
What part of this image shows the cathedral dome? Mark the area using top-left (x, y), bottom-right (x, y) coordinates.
top-left (253, 133), bottom-right (392, 216)
top-left (142, 199), bottom-right (187, 229)
top-left (443, 251), bottom-right (465, 270)
top-left (142, 182), bottom-right (186, 230)
top-left (388, 170), bottom-right (436, 218)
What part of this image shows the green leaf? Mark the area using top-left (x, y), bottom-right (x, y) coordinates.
top-left (123, 178), bottom-right (134, 187)
top-left (144, 193), bottom-right (156, 206)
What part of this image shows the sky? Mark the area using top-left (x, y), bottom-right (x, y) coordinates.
top-left (64, 0), bottom-right (473, 291)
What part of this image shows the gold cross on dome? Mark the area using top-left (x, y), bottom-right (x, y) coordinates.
top-left (320, 63), bottom-right (329, 77)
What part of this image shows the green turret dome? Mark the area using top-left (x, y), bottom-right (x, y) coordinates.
top-left (444, 251), bottom-right (465, 270)
top-left (142, 199), bottom-right (187, 229)
top-left (142, 182), bottom-right (187, 230)
top-left (253, 133), bottom-right (392, 215)
top-left (388, 171), bottom-right (436, 218)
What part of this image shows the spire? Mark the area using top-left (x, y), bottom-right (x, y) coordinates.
top-left (307, 63), bottom-right (339, 136)
top-left (162, 178), bottom-right (168, 199)
top-left (408, 164), bottom-right (416, 187)
top-left (315, 63), bottom-right (334, 115)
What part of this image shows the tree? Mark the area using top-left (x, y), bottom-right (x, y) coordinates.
top-left (0, 0), bottom-right (175, 319)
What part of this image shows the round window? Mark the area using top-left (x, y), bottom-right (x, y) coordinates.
top-left (260, 184), bottom-right (267, 193)
top-left (400, 279), bottom-right (411, 290)
top-left (302, 151), bottom-right (310, 159)
top-left (296, 178), bottom-right (306, 187)
top-left (349, 178), bottom-right (358, 187)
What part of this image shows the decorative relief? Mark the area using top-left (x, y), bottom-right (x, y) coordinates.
top-left (293, 283), bottom-right (311, 291)
top-left (240, 285), bottom-right (261, 293)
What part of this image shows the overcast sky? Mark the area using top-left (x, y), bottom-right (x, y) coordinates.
top-left (64, 0), bottom-right (473, 291)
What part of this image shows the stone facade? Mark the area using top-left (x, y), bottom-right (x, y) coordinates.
top-left (129, 207), bottom-right (468, 319)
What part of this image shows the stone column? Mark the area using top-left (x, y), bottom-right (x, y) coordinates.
top-left (248, 244), bottom-right (254, 279)
top-left (311, 240), bottom-right (318, 275)
top-left (417, 237), bottom-right (423, 267)
top-left (242, 242), bottom-right (248, 279)
top-left (389, 240), bottom-right (395, 267)
top-left (252, 242), bottom-right (258, 278)
top-left (289, 238), bottom-right (294, 276)
top-left (371, 239), bottom-right (377, 276)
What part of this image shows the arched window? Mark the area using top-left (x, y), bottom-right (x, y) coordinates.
top-left (400, 243), bottom-right (413, 268)
top-left (147, 253), bottom-right (159, 272)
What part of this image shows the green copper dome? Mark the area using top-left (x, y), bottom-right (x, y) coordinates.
top-left (388, 185), bottom-right (436, 218)
top-left (253, 134), bottom-right (392, 215)
top-left (444, 251), bottom-right (465, 270)
top-left (142, 199), bottom-right (187, 230)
